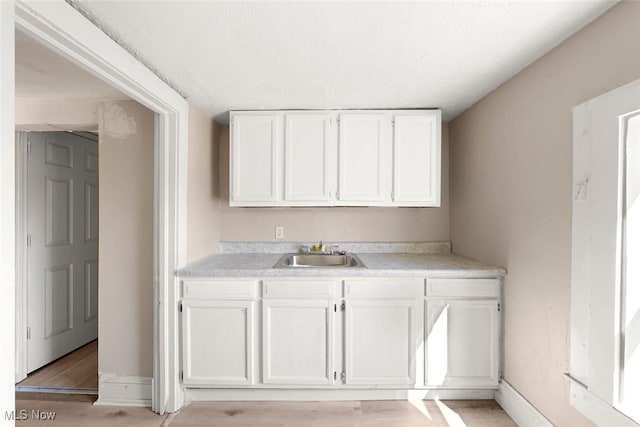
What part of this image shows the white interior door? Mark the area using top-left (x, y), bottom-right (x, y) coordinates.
top-left (26, 131), bottom-right (98, 373)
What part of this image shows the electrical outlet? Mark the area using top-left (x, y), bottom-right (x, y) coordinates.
top-left (275, 225), bottom-right (284, 240)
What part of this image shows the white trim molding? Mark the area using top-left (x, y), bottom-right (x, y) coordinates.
top-left (569, 380), bottom-right (640, 427)
top-left (494, 380), bottom-right (553, 427)
top-left (12, 0), bottom-right (189, 414)
top-left (0, 2), bottom-right (16, 424)
top-left (185, 388), bottom-right (495, 402)
top-left (95, 374), bottom-right (152, 407)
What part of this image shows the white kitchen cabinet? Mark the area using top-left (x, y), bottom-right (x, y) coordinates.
top-left (230, 109), bottom-right (440, 207)
top-left (344, 299), bottom-right (420, 385)
top-left (425, 297), bottom-right (499, 388)
top-left (338, 113), bottom-right (391, 203)
top-left (343, 278), bottom-right (424, 388)
top-left (392, 112), bottom-right (441, 206)
top-left (181, 299), bottom-right (255, 386)
top-left (230, 113), bottom-right (281, 205)
top-left (283, 113), bottom-right (336, 203)
top-left (262, 299), bottom-right (335, 385)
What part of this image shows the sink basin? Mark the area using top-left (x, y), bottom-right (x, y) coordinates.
top-left (273, 253), bottom-right (366, 268)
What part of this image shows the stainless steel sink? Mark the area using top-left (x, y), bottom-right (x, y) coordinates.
top-left (273, 253), bottom-right (366, 268)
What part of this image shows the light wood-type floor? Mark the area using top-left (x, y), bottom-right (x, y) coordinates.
top-left (18, 340), bottom-right (98, 390)
top-left (13, 399), bottom-right (517, 426)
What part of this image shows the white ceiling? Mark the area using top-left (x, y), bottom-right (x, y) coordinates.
top-left (70, 0), bottom-right (616, 123)
top-left (15, 29), bottom-right (123, 99)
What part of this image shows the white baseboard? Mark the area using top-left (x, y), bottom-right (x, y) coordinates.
top-left (94, 374), bottom-right (152, 407)
top-left (494, 380), bottom-right (553, 427)
top-left (185, 388), bottom-right (495, 402)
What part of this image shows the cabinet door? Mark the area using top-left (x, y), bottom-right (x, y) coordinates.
top-left (230, 113), bottom-right (280, 204)
top-left (284, 114), bottom-right (336, 203)
top-left (393, 113), bottom-right (441, 206)
top-left (181, 300), bottom-right (255, 386)
top-left (338, 114), bottom-right (391, 203)
top-left (345, 299), bottom-right (419, 385)
top-left (262, 299), bottom-right (334, 385)
top-left (425, 299), bottom-right (499, 388)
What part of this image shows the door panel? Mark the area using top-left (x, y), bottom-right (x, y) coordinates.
top-left (425, 299), bottom-right (499, 388)
top-left (393, 114), bottom-right (440, 205)
top-left (230, 114), bottom-right (280, 203)
top-left (345, 299), bottom-right (418, 385)
top-left (284, 114), bottom-right (335, 202)
top-left (182, 300), bottom-right (255, 386)
top-left (27, 131), bottom-right (98, 372)
top-left (338, 114), bottom-right (390, 202)
top-left (262, 299), bottom-right (334, 385)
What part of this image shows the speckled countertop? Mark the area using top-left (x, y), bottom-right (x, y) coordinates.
top-left (178, 242), bottom-right (506, 279)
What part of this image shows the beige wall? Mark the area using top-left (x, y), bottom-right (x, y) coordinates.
top-left (217, 123), bottom-right (450, 242)
top-left (448, 2), bottom-right (640, 425)
top-left (98, 99), bottom-right (154, 377)
top-left (15, 98), bottom-right (102, 131)
top-left (186, 104), bottom-right (221, 263)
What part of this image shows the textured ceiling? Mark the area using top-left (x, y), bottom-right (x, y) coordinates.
top-left (15, 29), bottom-right (124, 99)
top-left (70, 1), bottom-right (615, 123)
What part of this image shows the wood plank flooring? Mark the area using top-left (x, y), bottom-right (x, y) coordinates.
top-left (18, 340), bottom-right (98, 390)
top-left (13, 399), bottom-right (517, 426)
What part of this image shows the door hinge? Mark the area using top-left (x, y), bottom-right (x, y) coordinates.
top-left (26, 327), bottom-right (31, 340)
top-left (26, 140), bottom-right (31, 155)
top-left (497, 303), bottom-right (501, 312)
top-left (341, 302), bottom-right (346, 311)
top-left (179, 302), bottom-right (183, 313)
top-left (341, 371), bottom-right (346, 382)
top-left (333, 371), bottom-right (337, 381)
top-left (180, 371), bottom-right (184, 381)
top-left (26, 233), bottom-right (31, 247)
top-left (334, 303), bottom-right (337, 312)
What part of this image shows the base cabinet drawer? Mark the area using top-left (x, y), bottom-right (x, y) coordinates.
top-left (181, 300), bottom-right (255, 386)
top-left (425, 299), bottom-right (499, 388)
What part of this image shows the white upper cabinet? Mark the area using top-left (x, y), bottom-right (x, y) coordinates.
top-left (393, 112), bottom-right (441, 206)
top-left (230, 113), bottom-right (281, 205)
top-left (338, 113), bottom-right (391, 203)
top-left (284, 113), bottom-right (336, 204)
top-left (229, 109), bottom-right (440, 207)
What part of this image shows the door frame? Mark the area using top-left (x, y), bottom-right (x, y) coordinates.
top-left (4, 0), bottom-right (188, 414)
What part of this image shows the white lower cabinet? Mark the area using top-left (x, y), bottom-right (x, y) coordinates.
top-left (425, 278), bottom-right (500, 388)
top-left (181, 299), bottom-right (255, 386)
top-left (262, 299), bottom-right (334, 385)
top-left (345, 299), bottom-right (420, 385)
top-left (180, 276), bottom-right (501, 394)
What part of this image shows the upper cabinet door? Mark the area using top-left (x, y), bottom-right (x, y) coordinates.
top-left (284, 114), bottom-right (336, 203)
top-left (393, 112), bottom-right (441, 206)
top-left (230, 113), bottom-right (281, 205)
top-left (338, 114), bottom-right (391, 203)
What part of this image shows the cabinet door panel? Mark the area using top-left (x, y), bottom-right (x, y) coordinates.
top-left (426, 299), bottom-right (499, 388)
top-left (284, 114), bottom-right (335, 202)
top-left (393, 114), bottom-right (440, 205)
top-left (345, 299), bottom-right (419, 385)
top-left (338, 114), bottom-right (390, 202)
top-left (230, 114), bottom-right (280, 203)
top-left (182, 300), bottom-right (255, 386)
top-left (262, 299), bottom-right (334, 385)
